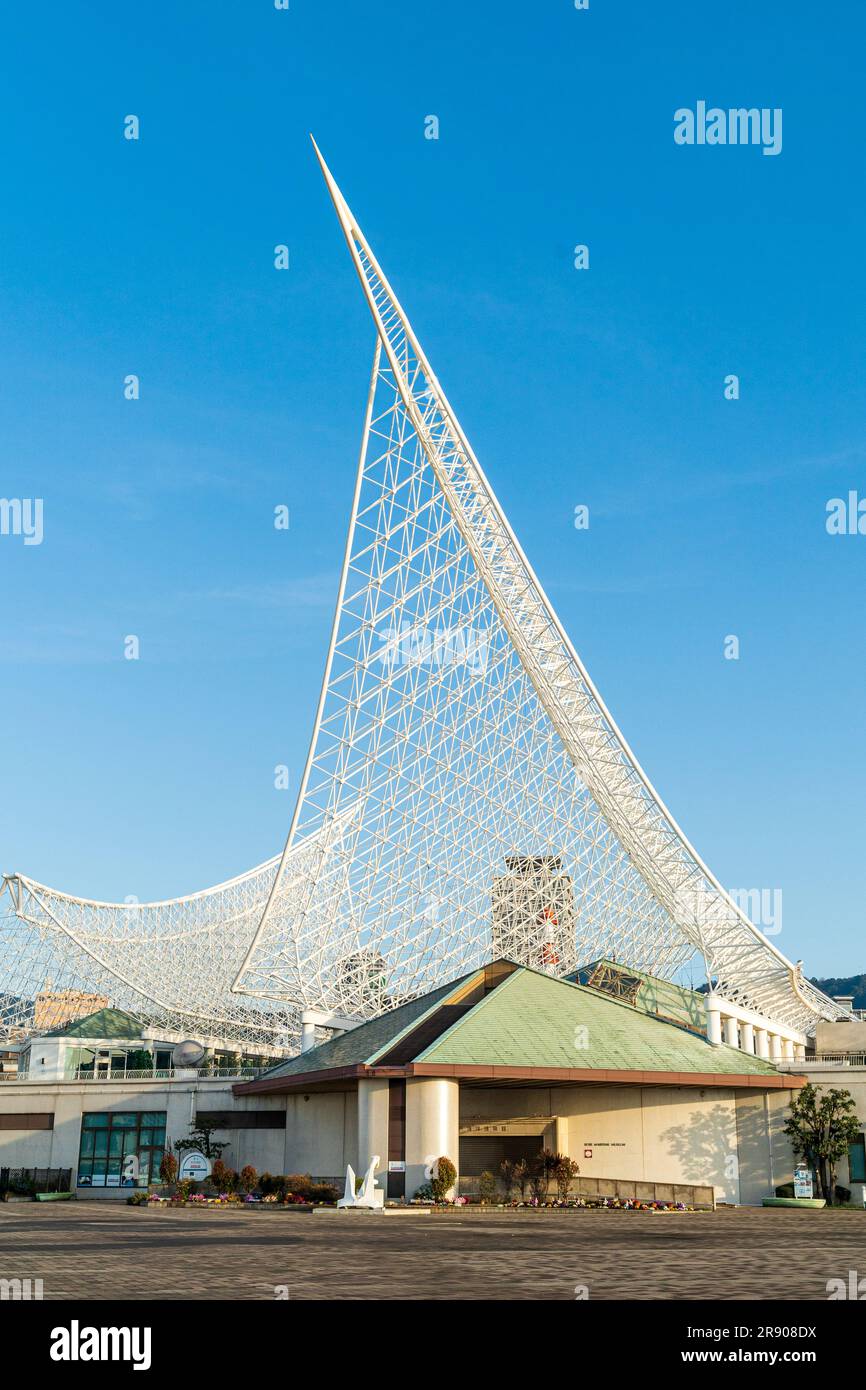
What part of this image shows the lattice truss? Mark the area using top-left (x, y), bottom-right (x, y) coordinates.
top-left (0, 143), bottom-right (850, 1047)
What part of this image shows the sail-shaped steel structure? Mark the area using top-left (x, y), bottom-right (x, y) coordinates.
top-left (0, 143), bottom-right (850, 1048)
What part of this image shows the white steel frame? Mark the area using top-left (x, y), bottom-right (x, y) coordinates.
top-left (0, 142), bottom-right (850, 1047)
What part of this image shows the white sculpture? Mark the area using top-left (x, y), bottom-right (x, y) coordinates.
top-left (337, 1154), bottom-right (384, 1209)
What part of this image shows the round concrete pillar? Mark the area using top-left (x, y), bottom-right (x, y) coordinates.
top-left (770, 1034), bottom-right (783, 1061)
top-left (357, 1077), bottom-right (390, 1177)
top-left (723, 1016), bottom-right (739, 1048)
top-left (705, 997), bottom-right (723, 1045)
top-left (783, 1038), bottom-right (795, 1060)
top-left (740, 1021), bottom-right (755, 1054)
top-left (405, 1077), bottom-right (459, 1200)
top-left (756, 1028), bottom-right (770, 1060)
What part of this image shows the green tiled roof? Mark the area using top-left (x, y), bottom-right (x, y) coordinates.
top-left (46, 1008), bottom-right (146, 1040)
top-left (259, 973), bottom-right (477, 1079)
top-left (417, 968), bottom-right (780, 1076)
top-left (256, 961), bottom-right (781, 1082)
top-left (571, 958), bottom-right (707, 1032)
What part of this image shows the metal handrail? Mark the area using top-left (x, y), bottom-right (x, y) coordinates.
top-left (3, 1065), bottom-right (268, 1083)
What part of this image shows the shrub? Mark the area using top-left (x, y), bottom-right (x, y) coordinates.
top-left (478, 1170), bottom-right (497, 1204)
top-left (282, 1173), bottom-right (312, 1200)
top-left (512, 1158), bottom-right (529, 1200)
top-left (554, 1156), bottom-right (580, 1201)
top-left (306, 1182), bottom-right (339, 1205)
top-left (211, 1159), bottom-right (231, 1191)
top-left (430, 1155), bottom-right (457, 1202)
top-left (159, 1151), bottom-right (178, 1185)
top-left (412, 1181), bottom-right (435, 1202)
top-left (499, 1159), bottom-right (516, 1199)
top-left (238, 1165), bottom-right (258, 1194)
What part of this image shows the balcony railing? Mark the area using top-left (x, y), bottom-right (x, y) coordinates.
top-left (3, 1065), bottom-right (268, 1083)
top-left (777, 1053), bottom-right (866, 1068)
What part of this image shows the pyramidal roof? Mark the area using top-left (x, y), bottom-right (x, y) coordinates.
top-left (44, 1007), bottom-right (146, 1040)
top-left (238, 960), bottom-right (795, 1094)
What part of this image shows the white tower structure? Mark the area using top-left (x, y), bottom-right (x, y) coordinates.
top-left (0, 141), bottom-right (852, 1049)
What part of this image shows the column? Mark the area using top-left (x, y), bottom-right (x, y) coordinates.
top-left (705, 997), bottom-right (723, 1045)
top-left (356, 1077), bottom-right (390, 1179)
top-left (740, 1022), bottom-right (755, 1054)
top-left (404, 1076), bottom-right (459, 1200)
top-left (755, 1029), bottom-right (770, 1060)
top-left (723, 1016), bottom-right (739, 1048)
top-left (783, 1039), bottom-right (796, 1060)
top-left (770, 1034), bottom-right (783, 1061)
top-left (794, 1044), bottom-right (806, 1060)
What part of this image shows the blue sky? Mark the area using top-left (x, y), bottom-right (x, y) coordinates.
top-left (0, 2), bottom-right (863, 974)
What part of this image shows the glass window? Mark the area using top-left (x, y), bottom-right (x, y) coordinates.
top-left (849, 1135), bottom-right (866, 1183)
top-left (77, 1111), bottom-right (167, 1189)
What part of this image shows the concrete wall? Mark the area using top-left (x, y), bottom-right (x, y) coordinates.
top-left (814, 1021), bottom-right (866, 1053)
top-left (284, 1090), bottom-right (356, 1178)
top-left (0, 1080), bottom-right (292, 1194)
top-left (459, 1083), bottom-right (801, 1204)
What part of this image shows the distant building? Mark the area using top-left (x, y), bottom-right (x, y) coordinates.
top-left (334, 948), bottom-right (391, 1013)
top-left (33, 986), bottom-right (110, 1033)
top-left (491, 856), bottom-right (576, 974)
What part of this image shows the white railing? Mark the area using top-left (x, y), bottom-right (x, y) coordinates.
top-left (777, 1054), bottom-right (866, 1069)
top-left (3, 1065), bottom-right (268, 1083)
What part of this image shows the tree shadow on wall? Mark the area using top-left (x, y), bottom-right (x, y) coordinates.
top-left (659, 1103), bottom-right (737, 1196)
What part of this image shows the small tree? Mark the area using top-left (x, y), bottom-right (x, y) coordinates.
top-left (554, 1156), bottom-right (580, 1201)
top-left (499, 1158), bottom-right (516, 1200)
top-left (159, 1150), bottom-right (178, 1185)
top-left (211, 1158), bottom-right (231, 1192)
top-left (478, 1170), bottom-right (497, 1204)
top-left (174, 1120), bottom-right (228, 1161)
top-left (239, 1165), bottom-right (258, 1194)
top-left (511, 1158), bottom-right (529, 1201)
top-left (784, 1083), bottom-right (861, 1205)
top-left (430, 1155), bottom-right (457, 1202)
top-left (532, 1148), bottom-right (559, 1200)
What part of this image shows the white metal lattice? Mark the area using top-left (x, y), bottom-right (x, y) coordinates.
top-left (0, 143), bottom-right (849, 1047)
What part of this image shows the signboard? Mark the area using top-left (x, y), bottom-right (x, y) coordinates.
top-left (178, 1150), bottom-right (212, 1182)
top-left (793, 1165), bottom-right (813, 1199)
top-left (121, 1154), bottom-right (140, 1186)
top-left (387, 1161), bottom-right (406, 1173)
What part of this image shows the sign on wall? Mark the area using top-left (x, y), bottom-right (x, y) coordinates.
top-left (793, 1165), bottom-right (813, 1199)
top-left (178, 1150), bottom-right (212, 1182)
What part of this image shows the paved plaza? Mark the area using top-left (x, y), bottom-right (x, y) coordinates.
top-left (1, 1203), bottom-right (865, 1301)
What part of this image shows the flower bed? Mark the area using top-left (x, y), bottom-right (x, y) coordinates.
top-left (127, 1167), bottom-right (340, 1209)
top-left (423, 1197), bottom-right (696, 1213)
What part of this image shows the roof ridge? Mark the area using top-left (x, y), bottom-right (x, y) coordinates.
top-left (364, 968), bottom-right (486, 1064)
top-left (412, 964), bottom-right (525, 1062)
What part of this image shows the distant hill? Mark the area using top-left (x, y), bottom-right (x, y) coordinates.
top-left (810, 974), bottom-right (866, 1011)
